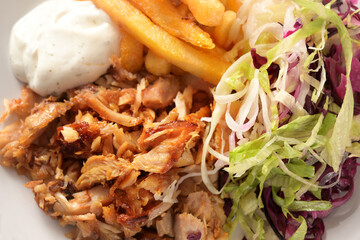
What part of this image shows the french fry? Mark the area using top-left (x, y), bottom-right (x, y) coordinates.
top-left (130, 0), bottom-right (215, 49)
top-left (176, 3), bottom-right (190, 18)
top-left (145, 50), bottom-right (171, 76)
top-left (213, 10), bottom-right (237, 49)
top-left (119, 28), bottom-right (144, 72)
top-left (90, 0), bottom-right (230, 85)
top-left (226, 0), bottom-right (243, 12)
top-left (198, 45), bottom-right (228, 61)
top-left (181, 0), bottom-right (225, 27)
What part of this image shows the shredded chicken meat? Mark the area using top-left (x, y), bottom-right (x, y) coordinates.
top-left (0, 69), bottom-right (227, 240)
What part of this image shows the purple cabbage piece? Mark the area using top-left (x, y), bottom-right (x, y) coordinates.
top-left (324, 44), bottom-right (360, 115)
top-left (223, 198), bottom-right (233, 217)
top-left (250, 48), bottom-right (280, 84)
top-left (284, 19), bottom-right (303, 38)
top-left (263, 158), bottom-right (358, 240)
top-left (314, 157), bottom-right (357, 218)
top-left (187, 232), bottom-right (201, 240)
top-left (251, 48), bottom-right (267, 69)
top-left (327, 0), bottom-right (360, 25)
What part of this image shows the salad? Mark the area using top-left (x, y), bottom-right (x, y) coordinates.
top-left (199, 0), bottom-right (360, 239)
top-left (0, 0), bottom-right (360, 239)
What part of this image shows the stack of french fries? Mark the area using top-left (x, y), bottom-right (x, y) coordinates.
top-left (90, 0), bottom-right (244, 85)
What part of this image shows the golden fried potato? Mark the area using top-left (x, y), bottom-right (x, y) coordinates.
top-left (181, 0), bottom-right (225, 27)
top-left (213, 10), bottom-right (237, 49)
top-left (226, 0), bottom-right (242, 12)
top-left (90, 0), bottom-right (230, 85)
top-left (119, 28), bottom-right (144, 72)
top-left (176, 3), bottom-right (190, 18)
top-left (130, 0), bottom-right (215, 49)
top-left (145, 50), bottom-right (171, 76)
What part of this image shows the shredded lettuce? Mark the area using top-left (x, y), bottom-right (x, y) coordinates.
top-left (347, 142), bottom-right (360, 157)
top-left (350, 115), bottom-right (360, 141)
top-left (225, 62), bottom-right (253, 91)
top-left (225, 114), bottom-right (337, 233)
top-left (288, 216), bottom-right (307, 240)
top-left (287, 200), bottom-right (332, 212)
top-left (294, 0), bottom-right (354, 173)
top-left (261, 18), bottom-right (325, 70)
top-left (259, 70), bottom-right (271, 95)
top-left (286, 159), bottom-right (314, 178)
top-left (203, 0), bottom-right (359, 239)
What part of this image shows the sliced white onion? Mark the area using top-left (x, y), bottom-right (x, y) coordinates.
top-left (235, 70), bottom-right (260, 139)
top-left (214, 85), bottom-right (248, 104)
top-left (274, 89), bottom-right (307, 117)
top-left (274, 58), bottom-right (288, 90)
top-left (201, 53), bottom-right (252, 194)
top-left (200, 117), bottom-right (212, 122)
top-left (229, 131), bottom-right (236, 152)
top-left (297, 81), bottom-right (310, 107)
top-left (283, 5), bottom-right (296, 35)
top-left (225, 103), bottom-right (256, 133)
top-left (259, 88), bottom-right (271, 133)
top-left (221, 127), bottom-right (226, 154)
top-left (208, 145), bottom-right (230, 163)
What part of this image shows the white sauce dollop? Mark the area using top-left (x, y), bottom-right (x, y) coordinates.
top-left (9, 0), bottom-right (121, 96)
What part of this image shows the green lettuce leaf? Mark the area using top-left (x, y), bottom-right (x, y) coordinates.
top-left (260, 18), bottom-right (325, 70)
top-left (286, 159), bottom-right (315, 178)
top-left (294, 0), bottom-right (354, 172)
top-left (289, 216), bottom-right (307, 240)
top-left (288, 200), bottom-right (332, 212)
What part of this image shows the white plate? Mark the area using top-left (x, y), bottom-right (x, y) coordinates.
top-left (0, 1), bottom-right (359, 240)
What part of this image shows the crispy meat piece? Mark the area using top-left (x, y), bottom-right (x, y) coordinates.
top-left (138, 169), bottom-right (179, 195)
top-left (0, 74), bottom-right (227, 239)
top-left (133, 121), bottom-right (198, 173)
top-left (110, 169), bottom-right (141, 194)
top-left (76, 154), bottom-right (137, 190)
top-left (174, 149), bottom-right (195, 168)
top-left (156, 211), bottom-right (174, 237)
top-left (110, 56), bottom-right (138, 83)
top-left (184, 191), bottom-right (213, 221)
top-left (0, 121), bottom-right (22, 150)
top-left (192, 90), bottom-right (211, 113)
top-left (83, 91), bottom-right (142, 127)
top-left (0, 100), bottom-right (72, 164)
top-left (114, 186), bottom-right (155, 230)
top-left (174, 213), bottom-right (206, 240)
top-left (65, 215), bottom-right (123, 240)
top-left (184, 105), bottom-right (210, 124)
top-left (142, 77), bottom-right (180, 109)
top-left (111, 172), bottom-right (180, 232)
top-left (57, 121), bottom-right (102, 158)
top-left (27, 148), bottom-right (63, 180)
top-left (54, 185), bottom-right (113, 216)
top-left (110, 171), bottom-right (179, 231)
top-left (98, 88), bottom-right (136, 107)
top-left (183, 191), bottom-right (227, 239)
top-left (135, 231), bottom-right (174, 240)
top-left (0, 87), bottom-right (40, 123)
top-left (174, 85), bottom-right (193, 120)
top-left (118, 88), bottom-right (137, 106)
top-left (133, 106), bottom-right (209, 173)
top-left (64, 213), bottom-right (100, 239)
top-left (20, 101), bottom-right (72, 147)
top-left (113, 128), bottom-right (140, 153)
